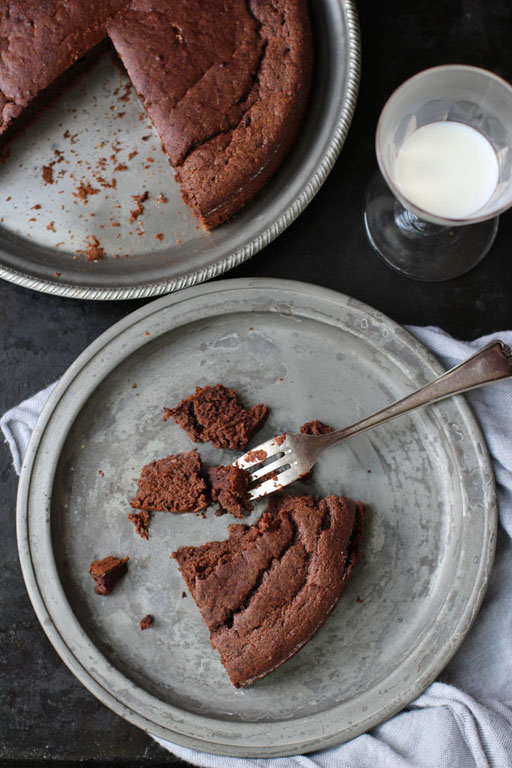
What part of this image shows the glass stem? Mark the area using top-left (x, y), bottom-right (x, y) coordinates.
top-left (394, 203), bottom-right (448, 237)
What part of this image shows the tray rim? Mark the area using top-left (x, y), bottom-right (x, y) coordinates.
top-left (16, 277), bottom-right (497, 756)
top-left (0, 0), bottom-right (361, 301)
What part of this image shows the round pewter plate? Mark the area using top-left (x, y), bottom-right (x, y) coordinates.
top-left (0, 1), bottom-right (360, 301)
top-left (17, 278), bottom-right (496, 756)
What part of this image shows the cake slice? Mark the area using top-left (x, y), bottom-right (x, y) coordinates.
top-left (167, 384), bottom-right (268, 450)
top-left (171, 493), bottom-right (365, 687)
top-left (208, 464), bottom-right (253, 518)
top-left (130, 448), bottom-right (208, 513)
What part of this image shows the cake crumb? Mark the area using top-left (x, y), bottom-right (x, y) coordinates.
top-left (140, 614), bottom-right (153, 630)
top-left (74, 181), bottom-right (100, 203)
top-left (129, 191), bottom-right (149, 223)
top-left (181, 591), bottom-right (186, 599)
top-left (162, 407), bottom-right (172, 422)
top-left (158, 193), bottom-right (168, 203)
top-left (85, 236), bottom-right (104, 261)
top-left (128, 510), bottom-right (151, 540)
top-left (98, 469), bottom-right (104, 477)
top-left (132, 383), bottom-right (137, 389)
top-left (42, 165), bottom-right (54, 184)
top-left (46, 221), bottom-right (56, 232)
top-left (154, 233), bottom-right (164, 242)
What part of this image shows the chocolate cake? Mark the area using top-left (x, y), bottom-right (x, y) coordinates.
top-left (168, 384), bottom-right (268, 450)
top-left (89, 555), bottom-right (129, 595)
top-left (0, 1), bottom-right (129, 137)
top-left (130, 448), bottom-right (208, 513)
top-left (172, 493), bottom-right (365, 687)
top-left (208, 465), bottom-right (253, 518)
top-left (1, 1), bottom-right (312, 228)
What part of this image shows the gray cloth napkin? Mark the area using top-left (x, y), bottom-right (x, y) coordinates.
top-left (3, 326), bottom-right (512, 768)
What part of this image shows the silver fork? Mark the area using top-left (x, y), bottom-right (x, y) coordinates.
top-left (234, 340), bottom-right (512, 500)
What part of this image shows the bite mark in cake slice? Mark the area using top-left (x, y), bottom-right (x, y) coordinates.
top-left (130, 448), bottom-right (208, 513)
top-left (208, 464), bottom-right (253, 518)
top-left (171, 493), bottom-right (365, 687)
top-left (167, 384), bottom-right (268, 450)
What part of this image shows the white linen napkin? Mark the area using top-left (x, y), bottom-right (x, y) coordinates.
top-left (3, 326), bottom-right (512, 767)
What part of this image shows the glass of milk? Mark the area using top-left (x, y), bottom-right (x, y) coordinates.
top-left (364, 65), bottom-right (512, 281)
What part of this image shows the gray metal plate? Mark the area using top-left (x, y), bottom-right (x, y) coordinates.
top-left (17, 278), bottom-right (496, 756)
top-left (0, 1), bottom-right (360, 300)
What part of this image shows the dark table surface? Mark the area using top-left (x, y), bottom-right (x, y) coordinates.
top-left (2, 0), bottom-right (512, 765)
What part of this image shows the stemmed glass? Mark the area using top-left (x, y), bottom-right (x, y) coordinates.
top-left (364, 65), bottom-right (512, 281)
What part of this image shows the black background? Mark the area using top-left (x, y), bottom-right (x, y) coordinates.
top-left (1, 0), bottom-right (512, 765)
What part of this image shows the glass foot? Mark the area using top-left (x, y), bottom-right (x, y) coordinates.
top-left (363, 172), bottom-right (499, 281)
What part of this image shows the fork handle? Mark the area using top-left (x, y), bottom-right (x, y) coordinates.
top-left (324, 340), bottom-right (512, 445)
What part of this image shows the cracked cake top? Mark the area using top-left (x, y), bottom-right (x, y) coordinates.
top-left (172, 493), bottom-right (365, 687)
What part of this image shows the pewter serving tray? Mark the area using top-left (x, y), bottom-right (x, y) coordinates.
top-left (17, 279), bottom-right (496, 756)
top-left (0, 1), bottom-right (360, 300)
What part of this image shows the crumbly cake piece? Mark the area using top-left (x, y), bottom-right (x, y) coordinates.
top-left (128, 510), bottom-right (151, 539)
top-left (300, 420), bottom-right (334, 436)
top-left (168, 384), bottom-right (268, 450)
top-left (89, 555), bottom-right (129, 595)
top-left (130, 449), bottom-right (208, 513)
top-left (171, 493), bottom-right (365, 687)
top-left (299, 421), bottom-right (334, 481)
top-left (208, 465), bottom-right (253, 518)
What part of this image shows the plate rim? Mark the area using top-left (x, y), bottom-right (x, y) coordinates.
top-left (16, 277), bottom-right (497, 756)
top-left (0, 0), bottom-right (361, 301)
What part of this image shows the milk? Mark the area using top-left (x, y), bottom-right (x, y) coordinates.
top-left (396, 121), bottom-right (499, 219)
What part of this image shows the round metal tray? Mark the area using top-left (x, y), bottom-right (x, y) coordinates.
top-left (0, 1), bottom-right (360, 300)
top-left (17, 278), bottom-right (496, 756)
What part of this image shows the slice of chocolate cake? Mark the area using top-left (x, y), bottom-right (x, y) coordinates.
top-left (168, 384), bottom-right (268, 450)
top-left (171, 493), bottom-right (365, 687)
top-left (130, 449), bottom-right (208, 513)
top-left (89, 555), bottom-right (129, 595)
top-left (208, 465), bottom-right (253, 518)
